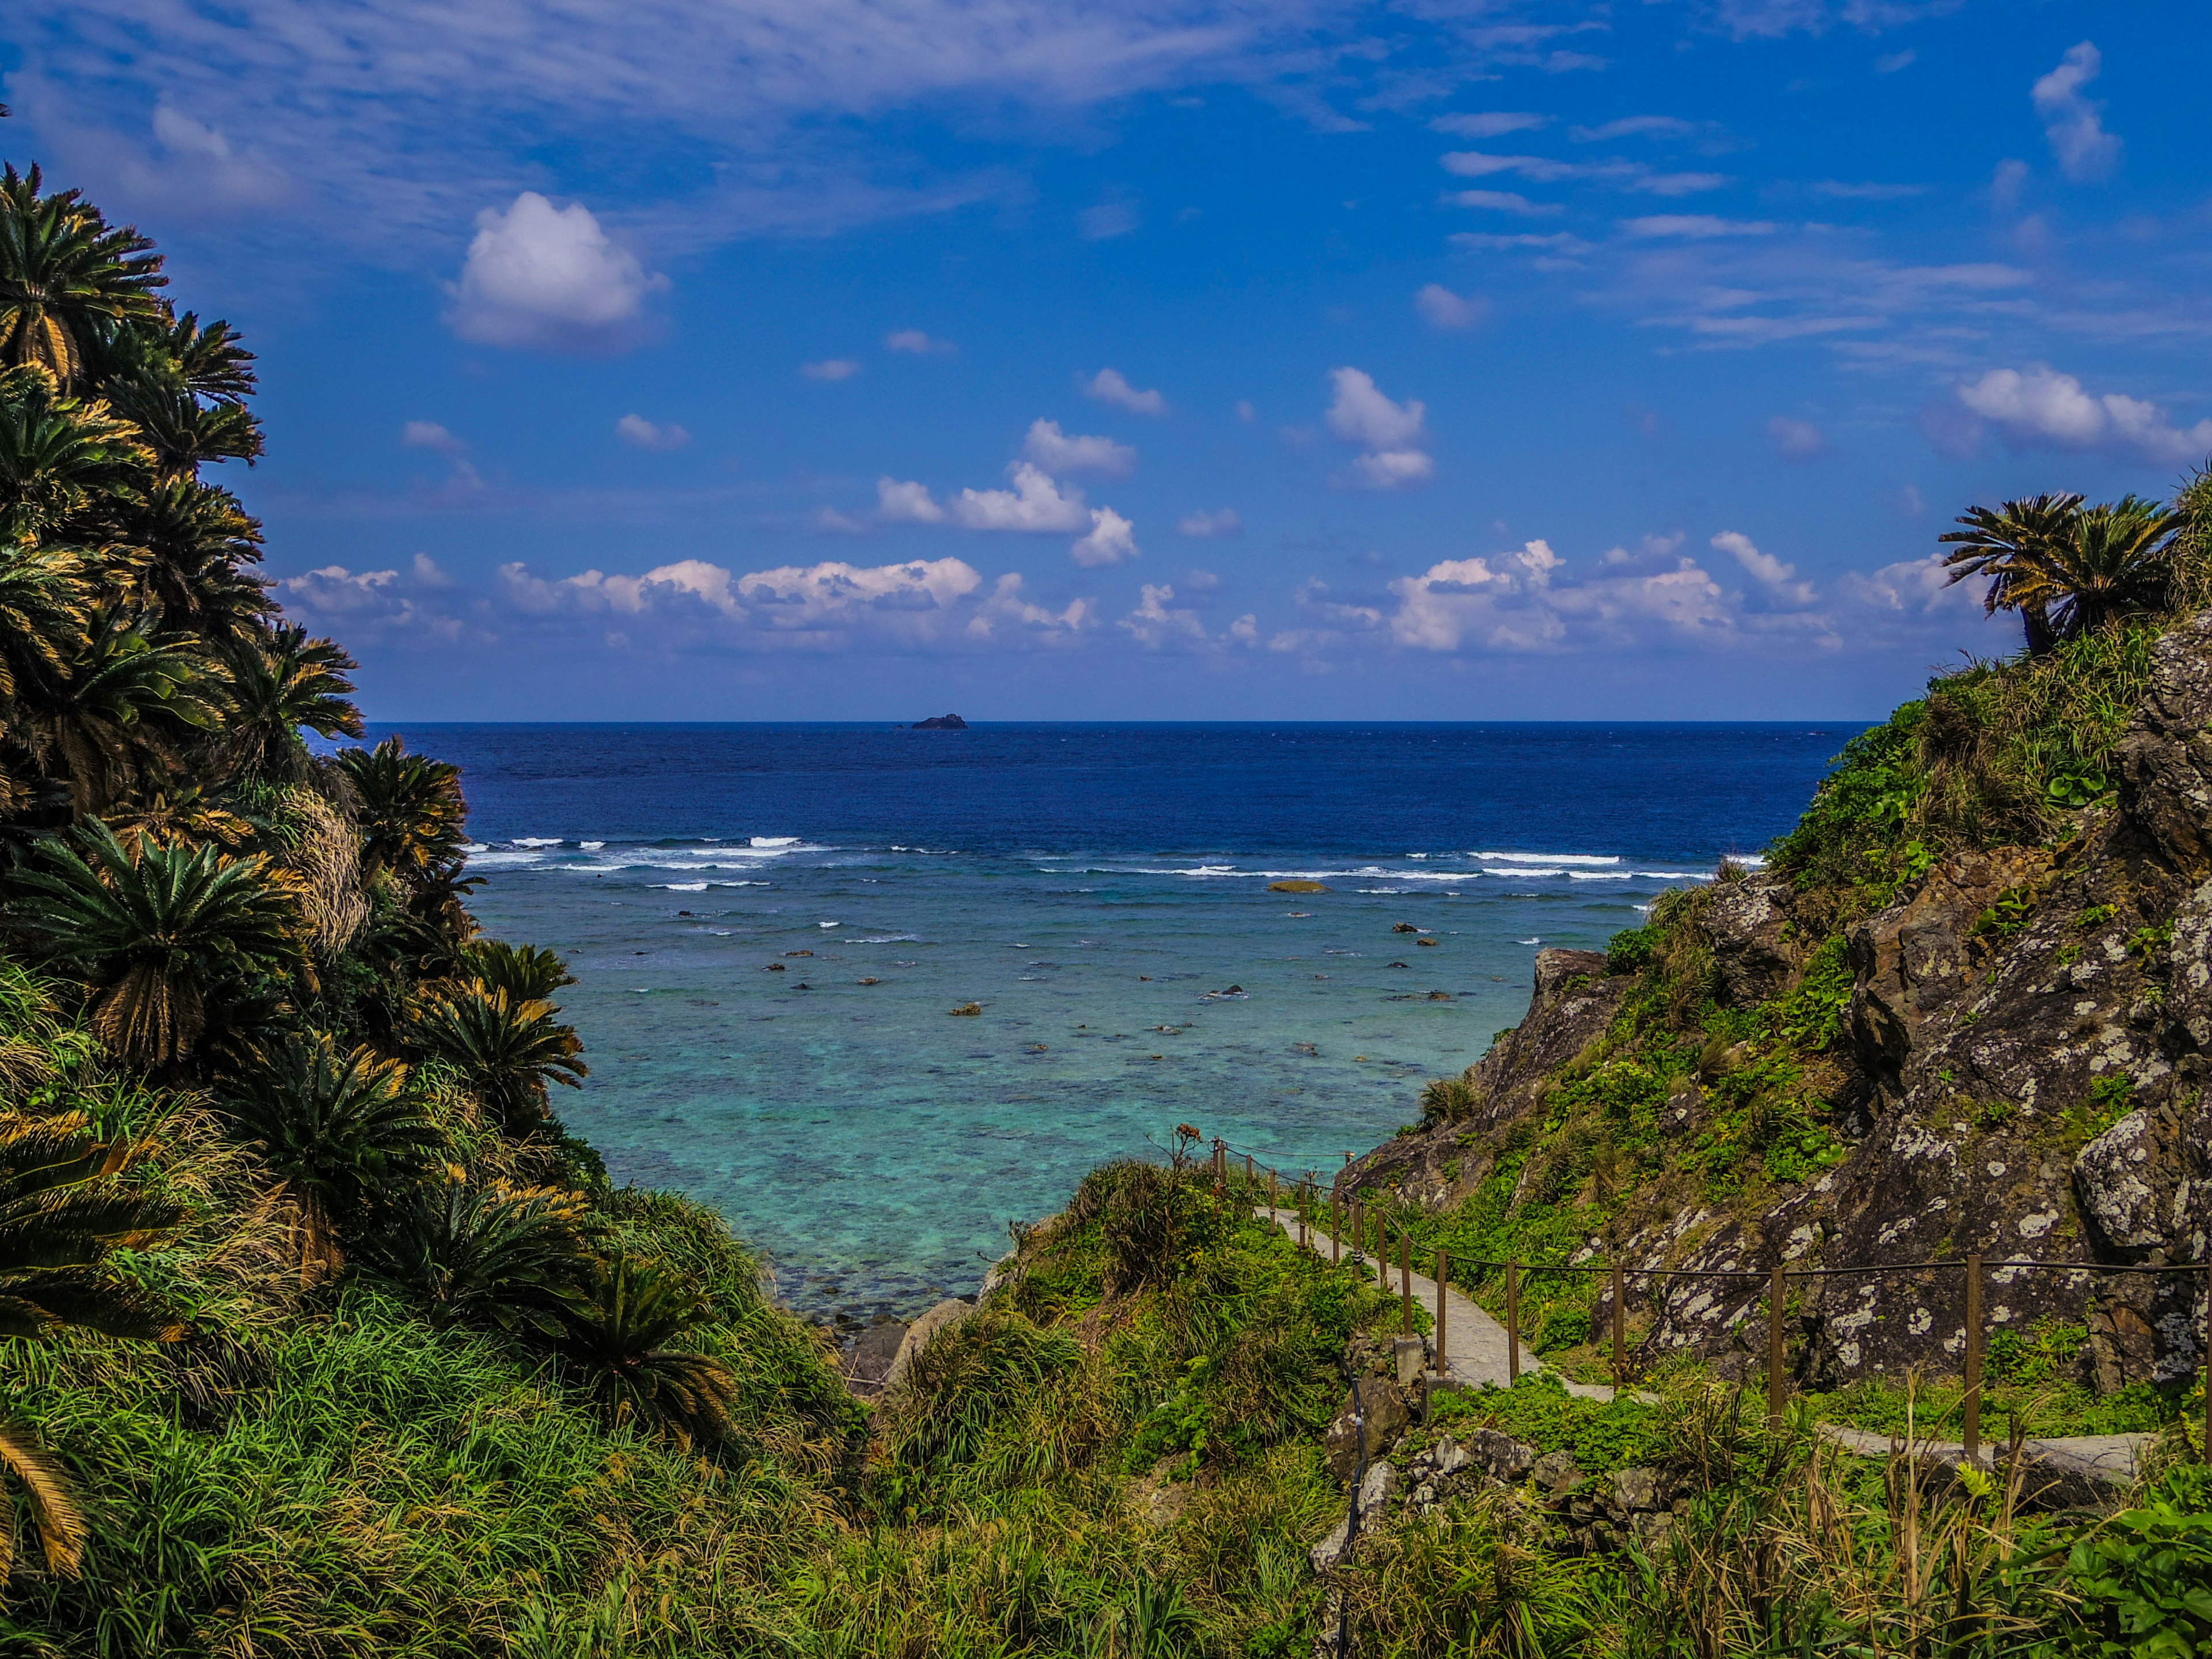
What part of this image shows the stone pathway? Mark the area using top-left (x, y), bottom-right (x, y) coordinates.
top-left (1257, 1207), bottom-right (1619, 1401)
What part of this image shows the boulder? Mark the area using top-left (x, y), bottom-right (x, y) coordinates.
top-left (1461, 1428), bottom-right (1537, 1483)
top-left (883, 1298), bottom-right (975, 1391)
top-left (1529, 1449), bottom-right (1581, 1494)
top-left (1323, 1381), bottom-right (1410, 1483)
top-left (2074, 1111), bottom-right (2166, 1253)
top-left (1610, 1467), bottom-right (1662, 1513)
top-left (1310, 1460), bottom-right (1397, 1572)
top-left (1700, 873), bottom-right (1798, 1006)
top-left (844, 1317), bottom-right (908, 1396)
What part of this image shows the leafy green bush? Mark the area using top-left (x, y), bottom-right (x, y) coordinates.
top-left (1605, 926), bottom-right (1658, 974)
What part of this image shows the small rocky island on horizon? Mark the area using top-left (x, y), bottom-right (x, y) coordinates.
top-left (908, 713), bottom-right (969, 729)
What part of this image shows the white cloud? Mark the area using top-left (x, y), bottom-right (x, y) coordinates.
top-left (400, 420), bottom-right (465, 455)
top-left (876, 477), bottom-right (946, 524)
top-left (1441, 151), bottom-right (1724, 196)
top-left (1079, 202), bottom-right (1139, 240)
top-left (1348, 449), bottom-right (1437, 489)
top-left (1177, 509), bottom-right (1242, 537)
top-left (1415, 283), bottom-right (1489, 329)
top-left (616, 413), bottom-right (691, 450)
top-left (1181, 569), bottom-right (1221, 590)
top-left (1875, 49), bottom-right (1915, 73)
top-left (887, 329), bottom-right (955, 355)
top-left (1234, 400), bottom-right (1257, 423)
top-left (802, 358), bottom-right (861, 381)
top-left (1022, 418), bottom-right (1136, 476)
top-left (1991, 158), bottom-right (2030, 210)
top-left (1326, 368), bottom-right (1431, 491)
top-left (1954, 366), bottom-right (2212, 465)
top-left (446, 192), bottom-right (665, 350)
top-left (968, 573), bottom-right (1093, 642)
top-left (1083, 368), bottom-right (1168, 416)
top-left (2032, 41), bottom-right (2122, 183)
top-left (1070, 506), bottom-right (1140, 566)
top-left (1120, 583), bottom-right (1206, 647)
top-left (1766, 415), bottom-right (1827, 460)
top-left (952, 461), bottom-right (1092, 532)
top-left (1619, 214), bottom-right (1777, 238)
top-left (1711, 530), bottom-right (1814, 604)
top-left (1227, 613), bottom-right (1259, 645)
top-left (1570, 115), bottom-right (1702, 142)
top-left (498, 553), bottom-right (986, 644)
top-left (1450, 231), bottom-right (1593, 256)
top-left (1430, 112), bottom-right (1549, 138)
top-left (1448, 190), bottom-right (1562, 216)
top-left (1325, 368), bottom-right (1426, 450)
top-left (275, 560), bottom-right (467, 644)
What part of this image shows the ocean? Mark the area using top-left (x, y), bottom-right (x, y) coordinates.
top-left (364, 722), bottom-right (1859, 1325)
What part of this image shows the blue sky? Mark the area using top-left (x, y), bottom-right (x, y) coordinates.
top-left (7, 0), bottom-right (2210, 719)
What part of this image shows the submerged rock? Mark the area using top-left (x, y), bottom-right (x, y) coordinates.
top-left (1270, 880), bottom-right (1329, 893)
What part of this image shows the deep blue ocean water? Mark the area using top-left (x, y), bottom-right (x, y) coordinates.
top-left (362, 722), bottom-right (1861, 1324)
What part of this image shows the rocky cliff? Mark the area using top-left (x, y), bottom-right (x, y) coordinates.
top-left (1340, 615), bottom-right (2212, 1393)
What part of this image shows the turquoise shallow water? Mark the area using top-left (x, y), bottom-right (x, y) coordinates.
top-left (382, 722), bottom-right (1857, 1325)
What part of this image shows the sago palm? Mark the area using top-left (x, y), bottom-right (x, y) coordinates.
top-left (3, 819), bottom-right (301, 1067)
top-left (0, 1112), bottom-right (181, 1580)
top-left (124, 478), bottom-right (270, 639)
top-left (0, 537), bottom-right (91, 710)
top-left (0, 165), bottom-right (166, 386)
top-left (366, 1179), bottom-right (592, 1336)
top-left (2052, 497), bottom-right (2189, 636)
top-left (0, 363), bottom-right (151, 541)
top-left (218, 1031), bottom-right (440, 1266)
top-left (36, 606), bottom-right (221, 813)
top-left (219, 623), bottom-right (363, 782)
top-left (557, 1250), bottom-right (736, 1445)
top-left (461, 938), bottom-right (574, 1003)
top-left (338, 736), bottom-right (468, 882)
top-left (413, 983), bottom-right (586, 1134)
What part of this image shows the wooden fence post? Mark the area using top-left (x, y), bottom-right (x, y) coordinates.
top-left (1269, 1168), bottom-right (1278, 1211)
top-left (1963, 1252), bottom-right (1984, 1464)
top-left (1245, 1153), bottom-right (1253, 1191)
top-left (1401, 1230), bottom-right (1413, 1335)
top-left (1611, 1262), bottom-right (1626, 1395)
top-left (1435, 1250), bottom-right (1448, 1369)
top-left (1767, 1264), bottom-right (1786, 1431)
top-left (1506, 1261), bottom-right (1521, 1385)
top-left (1298, 1181), bottom-right (1308, 1249)
top-left (1331, 1190), bottom-right (1341, 1264)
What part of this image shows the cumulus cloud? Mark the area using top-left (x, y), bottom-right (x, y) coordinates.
top-left (1953, 366), bottom-right (2212, 465)
top-left (616, 413), bottom-right (690, 450)
top-left (1430, 112), bottom-right (1548, 138)
top-left (1325, 368), bottom-right (1432, 490)
top-left (446, 192), bottom-right (665, 350)
top-left (1083, 368), bottom-right (1168, 416)
top-left (1079, 202), bottom-right (1139, 240)
top-left (1177, 509), bottom-right (1242, 537)
top-left (498, 553), bottom-right (987, 645)
top-left (1120, 583), bottom-right (1206, 647)
top-left (1766, 415), bottom-right (1827, 460)
top-left (1022, 419), bottom-right (1136, 476)
top-left (1070, 506), bottom-right (1140, 567)
top-left (1415, 283), bottom-right (1489, 329)
top-left (876, 477), bottom-right (946, 524)
top-left (2032, 41), bottom-right (2122, 182)
top-left (886, 329), bottom-right (955, 355)
top-left (951, 462), bottom-right (1094, 533)
top-left (802, 358), bottom-right (861, 381)
top-left (1711, 531), bottom-right (1813, 604)
top-left (968, 573), bottom-right (1094, 642)
top-left (275, 558), bottom-right (468, 645)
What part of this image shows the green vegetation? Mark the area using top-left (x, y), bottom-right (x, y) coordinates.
top-left (2, 142), bottom-right (2210, 1657)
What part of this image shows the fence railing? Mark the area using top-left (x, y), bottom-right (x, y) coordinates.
top-left (1197, 1130), bottom-right (2212, 1465)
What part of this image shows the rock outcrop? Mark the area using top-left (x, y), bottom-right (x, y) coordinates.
top-left (1342, 616), bottom-right (2212, 1391)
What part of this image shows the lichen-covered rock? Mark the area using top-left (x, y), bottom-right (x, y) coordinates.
top-left (1700, 873), bottom-right (1798, 1006)
top-left (2075, 1111), bottom-right (2166, 1253)
top-left (1309, 1460), bottom-right (1396, 1571)
top-left (1323, 1380), bottom-right (1410, 1483)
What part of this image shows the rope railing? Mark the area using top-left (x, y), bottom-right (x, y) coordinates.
top-left (1198, 1130), bottom-right (2212, 1466)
